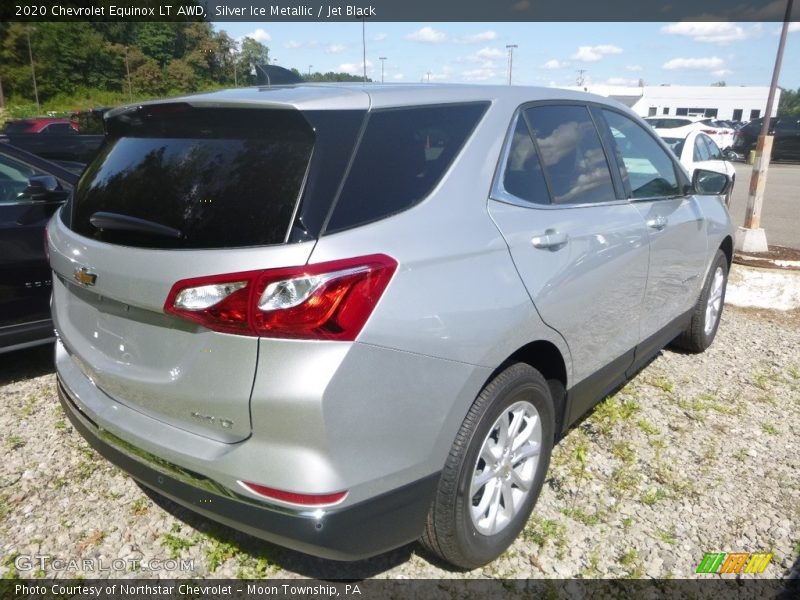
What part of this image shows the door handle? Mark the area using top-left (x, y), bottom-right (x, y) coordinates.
top-left (531, 229), bottom-right (569, 250)
top-left (646, 216), bottom-right (668, 231)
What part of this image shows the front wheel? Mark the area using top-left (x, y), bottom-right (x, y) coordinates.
top-left (672, 249), bottom-right (728, 353)
top-left (421, 363), bottom-right (554, 569)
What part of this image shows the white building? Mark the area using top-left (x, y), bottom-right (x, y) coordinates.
top-left (564, 85), bottom-right (778, 122)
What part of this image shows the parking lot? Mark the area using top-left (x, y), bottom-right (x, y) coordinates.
top-left (1, 297), bottom-right (798, 580)
top-left (728, 161), bottom-right (800, 250)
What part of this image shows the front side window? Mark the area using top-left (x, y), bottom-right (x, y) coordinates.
top-left (524, 105), bottom-right (616, 205)
top-left (702, 135), bottom-right (723, 160)
top-left (500, 115), bottom-right (550, 205)
top-left (0, 153), bottom-right (42, 204)
top-left (601, 110), bottom-right (680, 199)
top-left (694, 135), bottom-right (711, 162)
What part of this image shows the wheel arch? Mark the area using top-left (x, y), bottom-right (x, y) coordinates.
top-left (720, 235), bottom-right (733, 268)
top-left (488, 340), bottom-right (569, 434)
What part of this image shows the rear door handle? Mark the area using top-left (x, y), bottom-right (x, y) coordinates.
top-left (531, 229), bottom-right (569, 250)
top-left (646, 216), bottom-right (668, 231)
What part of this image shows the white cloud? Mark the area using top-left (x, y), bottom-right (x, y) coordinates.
top-left (283, 40), bottom-right (301, 49)
top-left (661, 22), bottom-right (747, 44)
top-left (462, 67), bottom-right (497, 81)
top-left (572, 44), bottom-right (623, 62)
top-left (476, 47), bottom-right (506, 60)
top-left (543, 59), bottom-right (569, 70)
top-left (393, 73), bottom-right (404, 80)
top-left (712, 69), bottom-right (733, 77)
top-left (326, 44), bottom-right (346, 54)
top-left (242, 28), bottom-right (271, 43)
top-left (625, 65), bottom-right (643, 72)
top-left (787, 23), bottom-right (800, 33)
top-left (338, 60), bottom-right (373, 75)
top-left (406, 27), bottom-right (447, 43)
top-left (457, 31), bottom-right (498, 44)
top-left (662, 56), bottom-right (725, 70)
top-left (372, 33), bottom-right (387, 42)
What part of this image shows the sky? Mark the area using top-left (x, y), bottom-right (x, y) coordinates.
top-left (214, 21), bottom-right (800, 89)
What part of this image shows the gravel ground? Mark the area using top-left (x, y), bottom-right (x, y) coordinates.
top-left (1, 286), bottom-right (798, 580)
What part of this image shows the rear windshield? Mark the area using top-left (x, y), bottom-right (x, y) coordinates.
top-left (68, 105), bottom-right (314, 249)
top-left (4, 121), bottom-right (32, 134)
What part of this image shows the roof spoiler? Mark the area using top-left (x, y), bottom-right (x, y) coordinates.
top-left (255, 65), bottom-right (304, 86)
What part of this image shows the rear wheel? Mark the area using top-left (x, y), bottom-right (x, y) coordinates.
top-left (672, 249), bottom-right (728, 353)
top-left (421, 363), bottom-right (554, 569)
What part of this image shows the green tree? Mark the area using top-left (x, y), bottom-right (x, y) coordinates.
top-left (237, 37), bottom-right (270, 84)
top-left (778, 87), bottom-right (800, 116)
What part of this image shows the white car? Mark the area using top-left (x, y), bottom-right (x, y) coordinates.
top-left (645, 117), bottom-right (734, 153)
top-left (659, 130), bottom-right (736, 206)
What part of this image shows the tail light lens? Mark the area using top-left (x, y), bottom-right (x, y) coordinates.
top-left (239, 481), bottom-right (347, 506)
top-left (164, 254), bottom-right (397, 340)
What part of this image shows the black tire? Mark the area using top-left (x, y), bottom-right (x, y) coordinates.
top-left (421, 363), bottom-right (555, 569)
top-left (672, 249), bottom-right (728, 353)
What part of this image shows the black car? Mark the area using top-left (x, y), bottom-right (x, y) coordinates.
top-left (730, 116), bottom-right (800, 161)
top-left (0, 142), bottom-right (77, 353)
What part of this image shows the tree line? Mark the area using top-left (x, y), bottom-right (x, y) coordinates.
top-left (0, 22), bottom-right (369, 113)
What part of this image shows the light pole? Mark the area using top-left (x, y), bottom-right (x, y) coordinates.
top-left (736, 0), bottom-right (793, 253)
top-left (506, 44), bottom-right (518, 86)
top-left (26, 27), bottom-right (40, 113)
top-left (124, 46), bottom-right (133, 100)
top-left (361, 17), bottom-right (367, 82)
top-left (379, 56), bottom-right (387, 83)
top-left (426, 71), bottom-right (432, 83)
top-left (308, 64), bottom-right (313, 76)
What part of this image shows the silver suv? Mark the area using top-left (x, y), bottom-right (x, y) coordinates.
top-left (49, 84), bottom-right (733, 569)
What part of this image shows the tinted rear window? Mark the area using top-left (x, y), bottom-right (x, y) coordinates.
top-left (325, 102), bottom-right (488, 233)
top-left (4, 121), bottom-right (32, 134)
top-left (69, 106), bottom-right (314, 249)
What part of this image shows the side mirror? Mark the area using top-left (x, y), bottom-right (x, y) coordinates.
top-left (692, 169), bottom-right (731, 196)
top-left (21, 175), bottom-right (64, 201)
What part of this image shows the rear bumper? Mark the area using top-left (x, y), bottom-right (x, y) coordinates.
top-left (58, 376), bottom-right (439, 561)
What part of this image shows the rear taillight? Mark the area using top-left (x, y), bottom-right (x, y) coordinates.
top-left (164, 254), bottom-right (397, 340)
top-left (239, 481), bottom-right (347, 506)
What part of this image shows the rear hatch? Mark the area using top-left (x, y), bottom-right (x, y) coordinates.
top-left (48, 103), bottom-right (320, 442)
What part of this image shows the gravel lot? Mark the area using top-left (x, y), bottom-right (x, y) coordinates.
top-left (1, 273), bottom-right (798, 580)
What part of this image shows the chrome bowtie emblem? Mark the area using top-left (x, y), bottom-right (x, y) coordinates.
top-left (73, 267), bottom-right (97, 287)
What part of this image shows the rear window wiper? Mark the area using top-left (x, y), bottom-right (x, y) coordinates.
top-left (89, 211), bottom-right (182, 239)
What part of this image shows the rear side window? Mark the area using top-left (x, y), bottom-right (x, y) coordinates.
top-left (693, 135), bottom-right (711, 162)
top-left (325, 103), bottom-right (488, 233)
top-left (524, 105), bottom-right (616, 205)
top-left (69, 106), bottom-right (314, 249)
top-left (601, 110), bottom-right (680, 199)
top-left (500, 115), bottom-right (550, 205)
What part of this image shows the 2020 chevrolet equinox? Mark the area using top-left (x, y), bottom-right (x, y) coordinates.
top-left (49, 84), bottom-right (734, 568)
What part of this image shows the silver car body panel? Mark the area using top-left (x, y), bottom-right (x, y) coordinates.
top-left (51, 83), bottom-right (734, 522)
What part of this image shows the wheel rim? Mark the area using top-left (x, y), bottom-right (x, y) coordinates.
top-left (469, 399), bottom-right (542, 536)
top-left (704, 266), bottom-right (725, 336)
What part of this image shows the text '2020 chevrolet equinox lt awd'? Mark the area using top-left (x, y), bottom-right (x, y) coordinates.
top-left (49, 84), bottom-right (734, 569)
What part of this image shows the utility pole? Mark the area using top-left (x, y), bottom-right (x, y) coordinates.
top-left (576, 69), bottom-right (587, 86)
top-left (379, 56), bottom-right (387, 83)
top-left (426, 71), bottom-right (432, 83)
top-left (736, 0), bottom-right (793, 253)
top-left (26, 27), bottom-right (40, 113)
top-left (308, 64), bottom-right (313, 76)
top-left (124, 46), bottom-right (133, 101)
top-left (506, 44), bottom-right (518, 86)
top-left (361, 17), bottom-right (367, 82)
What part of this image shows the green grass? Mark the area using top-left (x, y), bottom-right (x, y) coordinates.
top-left (788, 366), bottom-right (800, 380)
top-left (130, 498), bottom-right (149, 516)
top-left (648, 377), bottom-right (674, 394)
top-left (54, 420), bottom-right (67, 431)
top-left (6, 436), bottom-right (25, 450)
top-left (640, 487), bottom-right (670, 506)
top-left (591, 396), bottom-right (641, 435)
top-left (761, 422), bottom-right (779, 435)
top-left (653, 527), bottom-right (677, 545)
top-left (561, 507), bottom-right (603, 526)
top-left (611, 441), bottom-right (636, 465)
top-left (523, 517), bottom-right (568, 557)
top-left (160, 531), bottom-right (197, 560)
top-left (609, 467), bottom-right (641, 500)
top-left (637, 419), bottom-right (660, 436)
top-left (204, 537), bottom-right (239, 572)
